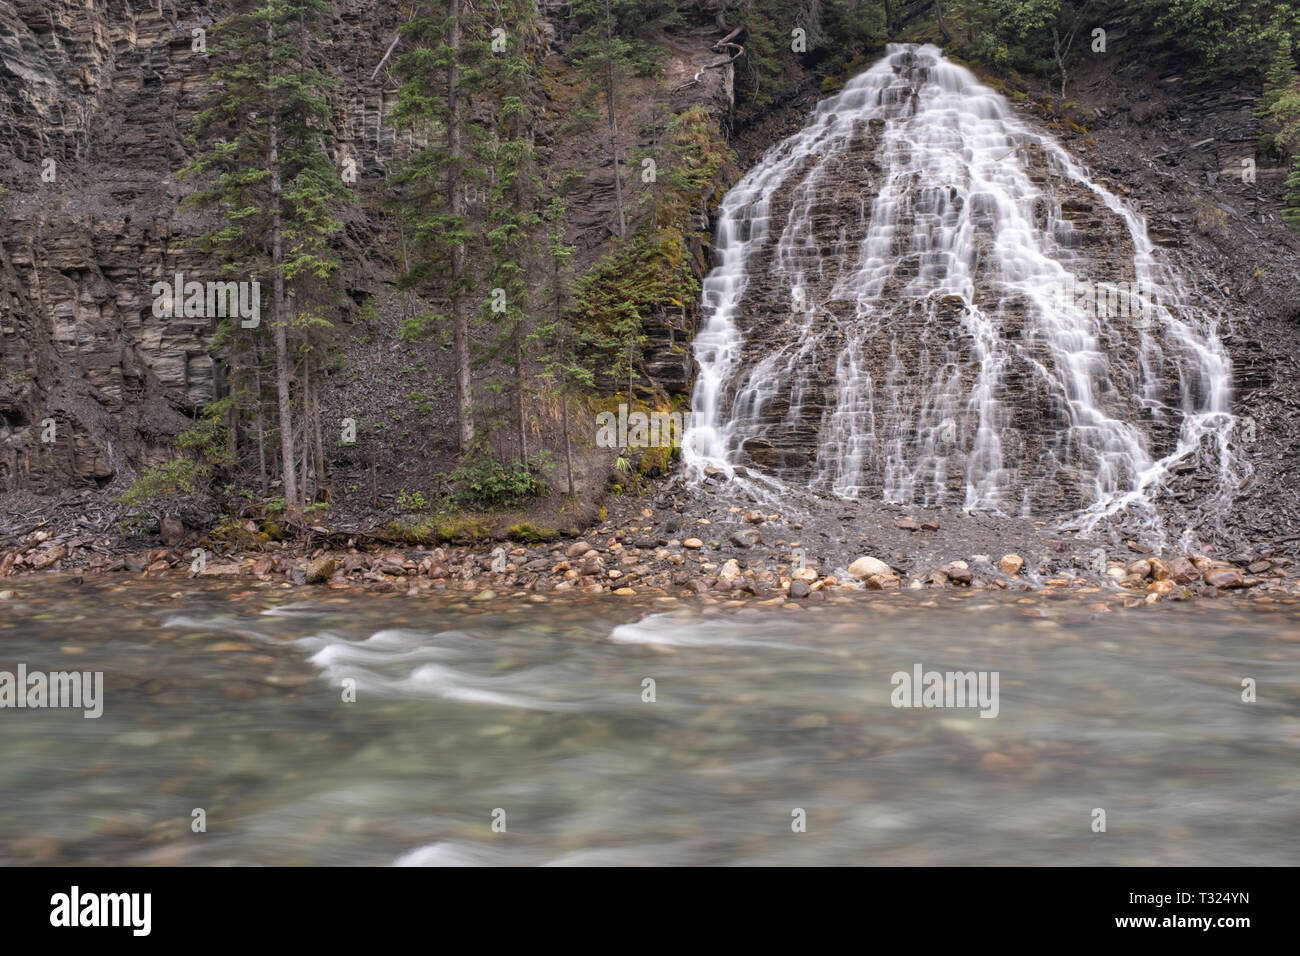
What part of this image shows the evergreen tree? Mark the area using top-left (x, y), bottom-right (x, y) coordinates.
top-left (571, 0), bottom-right (636, 239)
top-left (181, 0), bottom-right (348, 509)
top-left (391, 0), bottom-right (489, 454)
top-left (537, 194), bottom-right (590, 498)
top-left (479, 0), bottom-right (545, 464)
top-left (1258, 28), bottom-right (1300, 229)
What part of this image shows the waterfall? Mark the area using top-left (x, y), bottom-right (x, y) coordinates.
top-left (683, 44), bottom-right (1238, 541)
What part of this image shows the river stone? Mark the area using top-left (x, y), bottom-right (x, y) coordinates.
top-left (791, 567), bottom-right (818, 583)
top-left (730, 529), bottom-right (761, 548)
top-left (1125, 559), bottom-right (1152, 579)
top-left (306, 554), bottom-right (336, 583)
top-left (684, 538), bottom-right (704, 550)
top-left (718, 559), bottom-right (741, 583)
top-left (1204, 568), bottom-right (1244, 589)
top-left (1168, 556), bottom-right (1200, 584)
top-left (945, 563), bottom-right (973, 584)
top-left (565, 541), bottom-right (592, 558)
top-left (789, 579), bottom-right (811, 599)
top-left (864, 573), bottom-right (901, 590)
top-left (848, 556), bottom-right (892, 579)
top-left (29, 545), bottom-right (67, 569)
top-left (999, 554), bottom-right (1024, 576)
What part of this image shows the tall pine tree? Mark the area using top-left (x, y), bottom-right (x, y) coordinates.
top-left (181, 0), bottom-right (347, 509)
top-left (391, 0), bottom-right (489, 454)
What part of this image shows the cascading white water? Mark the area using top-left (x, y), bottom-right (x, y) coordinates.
top-left (683, 44), bottom-right (1238, 538)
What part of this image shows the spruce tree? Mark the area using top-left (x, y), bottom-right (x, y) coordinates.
top-left (181, 0), bottom-right (347, 509)
top-left (480, 0), bottom-right (544, 465)
top-left (391, 0), bottom-right (489, 455)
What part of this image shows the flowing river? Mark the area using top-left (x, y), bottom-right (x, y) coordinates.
top-left (1, 578), bottom-right (1296, 865)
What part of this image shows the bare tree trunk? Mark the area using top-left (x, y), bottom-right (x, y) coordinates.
top-left (1052, 2), bottom-right (1093, 99)
top-left (935, 0), bottom-right (951, 43)
top-left (254, 347), bottom-right (268, 496)
top-left (300, 359), bottom-right (311, 502)
top-left (604, 0), bottom-right (626, 239)
top-left (369, 443), bottom-right (377, 507)
top-left (513, 327), bottom-right (527, 463)
top-left (562, 383), bottom-right (574, 498)
top-left (267, 17), bottom-right (297, 510)
top-left (449, 0), bottom-right (473, 453)
top-left (311, 367), bottom-right (325, 501)
top-left (225, 368), bottom-right (238, 473)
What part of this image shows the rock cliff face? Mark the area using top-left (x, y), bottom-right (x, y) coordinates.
top-left (0, 0), bottom-right (737, 500)
top-left (0, 0), bottom-right (410, 493)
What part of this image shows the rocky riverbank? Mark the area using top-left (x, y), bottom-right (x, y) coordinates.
top-left (3, 475), bottom-right (1294, 608)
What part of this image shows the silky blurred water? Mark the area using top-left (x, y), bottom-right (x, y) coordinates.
top-left (0, 579), bottom-right (1296, 865)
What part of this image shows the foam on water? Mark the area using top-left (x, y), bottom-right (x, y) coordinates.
top-left (290, 627), bottom-right (613, 711)
top-left (608, 611), bottom-right (819, 651)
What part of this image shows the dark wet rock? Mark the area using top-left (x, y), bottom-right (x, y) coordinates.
top-left (730, 529), bottom-right (761, 548)
top-left (160, 516), bottom-right (185, 547)
top-left (789, 578), bottom-right (810, 598)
